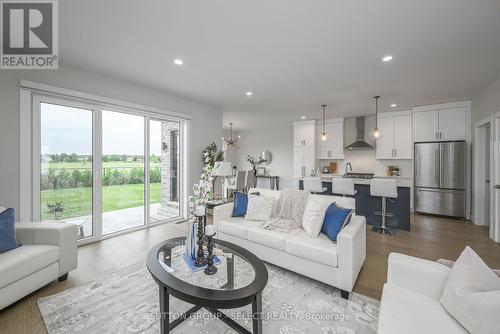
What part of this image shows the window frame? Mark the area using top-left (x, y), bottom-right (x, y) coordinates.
top-left (20, 80), bottom-right (191, 245)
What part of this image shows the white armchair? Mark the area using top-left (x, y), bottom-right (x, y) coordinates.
top-left (378, 253), bottom-right (467, 334)
top-left (0, 222), bottom-right (78, 310)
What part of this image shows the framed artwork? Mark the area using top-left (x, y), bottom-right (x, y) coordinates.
top-left (256, 167), bottom-right (266, 176)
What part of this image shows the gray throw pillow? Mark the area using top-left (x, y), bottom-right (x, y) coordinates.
top-left (440, 246), bottom-right (500, 334)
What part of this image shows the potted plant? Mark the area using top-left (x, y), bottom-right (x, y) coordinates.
top-left (247, 155), bottom-right (267, 175)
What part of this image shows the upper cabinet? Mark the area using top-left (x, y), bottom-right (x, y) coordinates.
top-left (413, 101), bottom-right (470, 142)
top-left (414, 110), bottom-right (439, 142)
top-left (318, 118), bottom-right (344, 159)
top-left (376, 111), bottom-right (412, 159)
top-left (294, 120), bottom-right (316, 147)
top-left (438, 107), bottom-right (467, 141)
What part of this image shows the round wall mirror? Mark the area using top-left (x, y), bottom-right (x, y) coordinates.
top-left (261, 150), bottom-right (272, 165)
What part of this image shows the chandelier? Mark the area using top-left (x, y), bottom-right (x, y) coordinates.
top-left (222, 123), bottom-right (241, 149)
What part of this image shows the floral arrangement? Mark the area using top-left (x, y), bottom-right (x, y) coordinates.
top-left (202, 142), bottom-right (224, 166)
top-left (247, 155), bottom-right (267, 169)
top-left (188, 143), bottom-right (224, 220)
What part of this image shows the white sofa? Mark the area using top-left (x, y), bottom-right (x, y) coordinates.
top-left (0, 221), bottom-right (78, 310)
top-left (378, 253), bottom-right (468, 334)
top-left (213, 188), bottom-right (366, 298)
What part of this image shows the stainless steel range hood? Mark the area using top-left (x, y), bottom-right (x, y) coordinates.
top-left (345, 117), bottom-right (374, 150)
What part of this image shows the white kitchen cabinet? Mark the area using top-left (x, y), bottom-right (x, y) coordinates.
top-left (413, 102), bottom-right (469, 142)
top-left (294, 120), bottom-right (316, 147)
top-left (438, 107), bottom-right (466, 141)
top-left (375, 117), bottom-right (394, 159)
top-left (318, 118), bottom-right (344, 159)
top-left (414, 110), bottom-right (439, 142)
top-left (294, 121), bottom-right (316, 185)
top-left (376, 112), bottom-right (412, 159)
top-left (394, 115), bottom-right (412, 158)
top-left (294, 146), bottom-right (315, 178)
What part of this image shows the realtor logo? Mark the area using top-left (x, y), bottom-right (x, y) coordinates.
top-left (1, 0), bottom-right (58, 69)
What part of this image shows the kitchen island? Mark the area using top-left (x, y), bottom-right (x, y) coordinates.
top-left (299, 175), bottom-right (411, 231)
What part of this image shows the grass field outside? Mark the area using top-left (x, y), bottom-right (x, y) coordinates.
top-left (41, 183), bottom-right (161, 220)
top-left (42, 161), bottom-right (161, 170)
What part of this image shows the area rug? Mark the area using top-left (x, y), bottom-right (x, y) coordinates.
top-left (38, 262), bottom-right (379, 334)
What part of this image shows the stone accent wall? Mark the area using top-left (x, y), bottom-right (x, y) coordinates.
top-left (159, 122), bottom-right (179, 215)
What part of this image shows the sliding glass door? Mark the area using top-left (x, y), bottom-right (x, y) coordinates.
top-left (40, 102), bottom-right (94, 239)
top-left (102, 110), bottom-right (145, 235)
top-left (34, 96), bottom-right (185, 243)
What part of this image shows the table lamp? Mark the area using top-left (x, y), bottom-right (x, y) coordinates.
top-left (213, 161), bottom-right (233, 200)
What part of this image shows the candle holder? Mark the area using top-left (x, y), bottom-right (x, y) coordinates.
top-left (194, 216), bottom-right (207, 267)
top-left (204, 232), bottom-right (217, 275)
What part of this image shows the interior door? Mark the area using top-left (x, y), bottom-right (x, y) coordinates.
top-left (492, 114), bottom-right (500, 242)
top-left (414, 142), bottom-right (440, 188)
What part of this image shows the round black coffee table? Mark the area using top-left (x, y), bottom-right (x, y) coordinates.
top-left (147, 237), bottom-right (268, 334)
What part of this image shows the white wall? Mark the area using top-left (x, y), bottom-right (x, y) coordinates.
top-left (471, 75), bottom-right (500, 230)
top-left (234, 125), bottom-right (294, 189)
top-left (472, 75), bottom-right (500, 124)
top-left (0, 66), bottom-right (223, 218)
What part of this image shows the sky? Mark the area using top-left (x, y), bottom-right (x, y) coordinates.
top-left (40, 103), bottom-right (176, 156)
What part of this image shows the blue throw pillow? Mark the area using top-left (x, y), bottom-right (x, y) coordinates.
top-left (232, 192), bottom-right (248, 217)
top-left (321, 202), bottom-right (353, 241)
top-left (0, 208), bottom-right (20, 253)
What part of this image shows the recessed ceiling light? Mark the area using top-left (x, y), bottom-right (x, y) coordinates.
top-left (390, 103), bottom-right (397, 108)
top-left (382, 55), bottom-right (393, 62)
top-left (173, 59), bottom-right (183, 65)
top-left (301, 116), bottom-right (307, 119)
top-left (245, 91), bottom-right (253, 96)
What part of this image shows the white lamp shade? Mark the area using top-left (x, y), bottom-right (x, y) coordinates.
top-left (213, 161), bottom-right (233, 176)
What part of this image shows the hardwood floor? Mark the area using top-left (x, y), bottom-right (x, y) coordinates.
top-left (356, 214), bottom-right (500, 299)
top-left (1, 214), bottom-right (499, 333)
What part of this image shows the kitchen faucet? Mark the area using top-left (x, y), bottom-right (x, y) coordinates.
top-left (345, 162), bottom-right (352, 175)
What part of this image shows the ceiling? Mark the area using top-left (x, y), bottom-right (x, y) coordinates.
top-left (59, 0), bottom-right (500, 130)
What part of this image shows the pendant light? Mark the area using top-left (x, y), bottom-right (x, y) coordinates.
top-left (371, 96), bottom-right (382, 139)
top-left (320, 104), bottom-right (327, 141)
top-left (222, 123), bottom-right (241, 149)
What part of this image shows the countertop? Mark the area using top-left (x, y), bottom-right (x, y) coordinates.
top-left (301, 174), bottom-right (413, 187)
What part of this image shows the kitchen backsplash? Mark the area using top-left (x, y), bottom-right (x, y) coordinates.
top-left (319, 149), bottom-right (413, 178)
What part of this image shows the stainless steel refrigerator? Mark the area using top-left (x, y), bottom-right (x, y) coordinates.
top-left (414, 141), bottom-right (466, 218)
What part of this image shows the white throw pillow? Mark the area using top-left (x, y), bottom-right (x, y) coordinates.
top-left (245, 195), bottom-right (274, 222)
top-left (440, 246), bottom-right (500, 334)
top-left (0, 207), bottom-right (6, 214)
top-left (301, 194), bottom-right (335, 238)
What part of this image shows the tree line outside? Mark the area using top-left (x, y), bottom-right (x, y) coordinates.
top-left (41, 154), bottom-right (164, 220)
